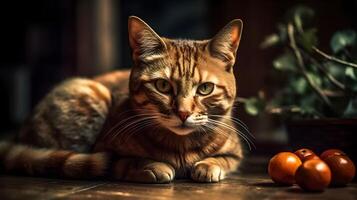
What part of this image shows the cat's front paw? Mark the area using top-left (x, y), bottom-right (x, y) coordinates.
top-left (140, 162), bottom-right (175, 183)
top-left (114, 160), bottom-right (175, 183)
top-left (191, 161), bottom-right (225, 183)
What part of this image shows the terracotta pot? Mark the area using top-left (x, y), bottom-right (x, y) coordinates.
top-left (286, 119), bottom-right (357, 166)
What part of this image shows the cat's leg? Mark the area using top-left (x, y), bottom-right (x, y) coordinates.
top-left (191, 155), bottom-right (240, 183)
top-left (112, 158), bottom-right (175, 183)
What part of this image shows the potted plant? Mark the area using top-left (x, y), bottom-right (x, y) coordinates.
top-left (239, 6), bottom-right (357, 161)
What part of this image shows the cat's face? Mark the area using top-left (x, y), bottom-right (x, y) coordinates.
top-left (128, 16), bottom-right (242, 136)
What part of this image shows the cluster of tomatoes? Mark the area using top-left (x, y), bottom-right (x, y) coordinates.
top-left (268, 148), bottom-right (355, 192)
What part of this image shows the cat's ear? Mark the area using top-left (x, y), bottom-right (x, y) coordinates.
top-left (128, 16), bottom-right (167, 64)
top-left (208, 19), bottom-right (243, 70)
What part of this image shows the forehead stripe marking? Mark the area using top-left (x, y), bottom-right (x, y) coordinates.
top-left (187, 47), bottom-right (194, 78)
top-left (174, 45), bottom-right (182, 77)
top-left (180, 46), bottom-right (185, 77)
top-left (191, 47), bottom-right (198, 78)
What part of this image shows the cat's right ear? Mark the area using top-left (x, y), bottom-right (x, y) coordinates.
top-left (208, 19), bottom-right (243, 71)
top-left (128, 16), bottom-right (167, 65)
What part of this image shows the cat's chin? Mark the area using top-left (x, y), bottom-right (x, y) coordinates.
top-left (165, 126), bottom-right (195, 136)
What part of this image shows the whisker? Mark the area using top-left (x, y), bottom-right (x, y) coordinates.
top-left (207, 118), bottom-right (255, 150)
top-left (209, 114), bottom-right (254, 139)
top-left (109, 116), bottom-right (158, 143)
top-left (209, 114), bottom-right (250, 133)
top-left (123, 118), bottom-right (160, 138)
top-left (120, 120), bottom-right (160, 144)
top-left (104, 113), bottom-right (160, 139)
top-left (208, 118), bottom-right (252, 142)
top-left (202, 123), bottom-right (250, 150)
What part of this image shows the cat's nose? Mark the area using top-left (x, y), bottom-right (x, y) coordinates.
top-left (178, 111), bottom-right (190, 122)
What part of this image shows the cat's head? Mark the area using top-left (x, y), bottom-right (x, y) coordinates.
top-left (128, 16), bottom-right (242, 136)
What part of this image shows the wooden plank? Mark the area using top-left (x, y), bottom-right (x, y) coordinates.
top-left (57, 174), bottom-right (357, 200)
top-left (1, 174), bottom-right (356, 200)
top-left (0, 175), bottom-right (105, 200)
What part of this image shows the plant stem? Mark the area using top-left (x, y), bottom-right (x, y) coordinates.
top-left (235, 97), bottom-right (248, 103)
top-left (287, 23), bottom-right (333, 109)
top-left (313, 46), bottom-right (357, 69)
top-left (315, 63), bottom-right (346, 90)
top-left (266, 106), bottom-right (301, 114)
top-left (321, 89), bottom-right (344, 97)
top-left (303, 52), bottom-right (346, 91)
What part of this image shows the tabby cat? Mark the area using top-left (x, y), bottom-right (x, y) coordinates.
top-left (0, 16), bottom-right (245, 183)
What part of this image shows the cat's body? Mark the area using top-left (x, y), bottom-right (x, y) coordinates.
top-left (0, 16), bottom-right (244, 183)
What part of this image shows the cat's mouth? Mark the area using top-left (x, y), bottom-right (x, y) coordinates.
top-left (154, 113), bottom-right (208, 136)
top-left (166, 125), bottom-right (195, 136)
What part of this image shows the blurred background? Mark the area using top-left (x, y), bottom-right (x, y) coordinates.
top-left (0, 0), bottom-right (356, 160)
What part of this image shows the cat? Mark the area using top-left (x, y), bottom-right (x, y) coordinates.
top-left (0, 16), bottom-right (245, 183)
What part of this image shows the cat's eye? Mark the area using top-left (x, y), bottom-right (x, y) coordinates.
top-left (155, 79), bottom-right (172, 93)
top-left (197, 82), bottom-right (214, 96)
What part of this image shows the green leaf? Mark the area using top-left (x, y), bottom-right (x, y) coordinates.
top-left (330, 30), bottom-right (357, 53)
top-left (260, 34), bottom-right (280, 49)
top-left (345, 67), bottom-right (357, 80)
top-left (293, 6), bottom-right (315, 32)
top-left (299, 94), bottom-right (321, 117)
top-left (244, 97), bottom-right (264, 116)
top-left (343, 97), bottom-right (357, 117)
top-left (291, 77), bottom-right (307, 94)
top-left (285, 5), bottom-right (315, 32)
top-left (297, 28), bottom-right (318, 52)
top-left (345, 67), bottom-right (357, 92)
top-left (273, 53), bottom-right (296, 71)
top-left (324, 61), bottom-right (345, 78)
top-left (306, 72), bottom-right (322, 86)
top-left (244, 98), bottom-right (259, 116)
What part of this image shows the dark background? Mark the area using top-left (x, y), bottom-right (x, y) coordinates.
top-left (0, 0), bottom-right (356, 152)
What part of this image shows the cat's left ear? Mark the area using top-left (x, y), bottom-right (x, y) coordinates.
top-left (128, 16), bottom-right (167, 65)
top-left (208, 19), bottom-right (243, 70)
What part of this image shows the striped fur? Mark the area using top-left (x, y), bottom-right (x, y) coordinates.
top-left (0, 142), bottom-right (109, 178)
top-left (0, 16), bottom-right (244, 183)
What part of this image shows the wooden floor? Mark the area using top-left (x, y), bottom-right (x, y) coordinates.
top-left (1, 173), bottom-right (356, 200)
top-left (0, 155), bottom-right (356, 200)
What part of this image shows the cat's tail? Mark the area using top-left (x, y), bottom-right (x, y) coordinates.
top-left (0, 141), bottom-right (110, 179)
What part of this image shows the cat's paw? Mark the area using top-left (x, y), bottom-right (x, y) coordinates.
top-left (191, 161), bottom-right (225, 183)
top-left (139, 162), bottom-right (175, 183)
top-left (114, 160), bottom-right (175, 183)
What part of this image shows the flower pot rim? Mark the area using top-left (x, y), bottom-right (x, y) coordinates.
top-left (286, 118), bottom-right (357, 126)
